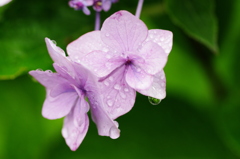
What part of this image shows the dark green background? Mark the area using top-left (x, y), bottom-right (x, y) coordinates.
top-left (1, 0), bottom-right (240, 158)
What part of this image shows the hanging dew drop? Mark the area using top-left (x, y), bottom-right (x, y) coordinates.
top-left (51, 40), bottom-right (57, 45)
top-left (148, 96), bottom-right (161, 105)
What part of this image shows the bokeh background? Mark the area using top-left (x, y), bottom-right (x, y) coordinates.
top-left (1, 0), bottom-right (240, 158)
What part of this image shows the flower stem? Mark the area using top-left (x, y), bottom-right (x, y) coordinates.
top-left (135, 0), bottom-right (144, 18)
top-left (95, 11), bottom-right (101, 30)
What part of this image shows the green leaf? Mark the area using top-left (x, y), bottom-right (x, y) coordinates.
top-left (166, 0), bottom-right (218, 53)
top-left (0, 75), bottom-right (63, 159)
top-left (0, 0), bottom-right (93, 80)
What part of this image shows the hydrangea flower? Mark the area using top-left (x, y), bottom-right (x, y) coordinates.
top-left (93, 0), bottom-right (117, 12)
top-left (67, 10), bottom-right (173, 119)
top-left (29, 38), bottom-right (120, 151)
top-left (69, 0), bottom-right (93, 15)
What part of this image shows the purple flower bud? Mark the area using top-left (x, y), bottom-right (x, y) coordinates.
top-left (69, 0), bottom-right (94, 15)
top-left (93, 0), bottom-right (118, 12)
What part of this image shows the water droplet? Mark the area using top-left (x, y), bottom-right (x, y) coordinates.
top-left (51, 40), bottom-right (57, 44)
top-left (120, 92), bottom-right (126, 99)
top-left (124, 88), bottom-right (129, 92)
top-left (105, 62), bottom-right (112, 68)
top-left (160, 37), bottom-right (165, 41)
top-left (114, 121), bottom-right (119, 127)
top-left (107, 96), bottom-right (111, 99)
top-left (103, 47), bottom-right (109, 52)
top-left (62, 128), bottom-right (68, 138)
top-left (148, 96), bottom-right (161, 105)
top-left (104, 81), bottom-right (109, 86)
top-left (109, 126), bottom-right (120, 139)
top-left (105, 33), bottom-right (110, 37)
top-left (114, 84), bottom-right (121, 90)
top-left (136, 68), bottom-right (141, 72)
top-left (107, 100), bottom-right (113, 107)
top-left (46, 70), bottom-right (52, 73)
top-left (109, 76), bottom-right (113, 81)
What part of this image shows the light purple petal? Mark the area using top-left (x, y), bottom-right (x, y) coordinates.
top-left (137, 71), bottom-right (166, 99)
top-left (45, 38), bottom-right (66, 63)
top-left (125, 64), bottom-right (153, 90)
top-left (62, 97), bottom-right (89, 151)
top-left (67, 31), bottom-right (109, 62)
top-left (81, 50), bottom-right (125, 77)
top-left (137, 41), bottom-right (167, 75)
top-left (84, 0), bottom-right (94, 6)
top-left (42, 90), bottom-right (78, 119)
top-left (99, 66), bottom-right (136, 119)
top-left (29, 70), bottom-right (68, 90)
top-left (101, 10), bottom-right (148, 53)
top-left (102, 0), bottom-right (111, 11)
top-left (145, 29), bottom-right (173, 55)
top-left (45, 38), bottom-right (74, 73)
top-left (88, 95), bottom-right (120, 139)
top-left (86, 80), bottom-right (120, 139)
top-left (82, 6), bottom-right (90, 15)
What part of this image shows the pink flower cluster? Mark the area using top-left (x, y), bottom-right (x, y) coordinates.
top-left (29, 10), bottom-right (172, 151)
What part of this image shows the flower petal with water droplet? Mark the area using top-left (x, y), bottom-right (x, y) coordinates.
top-left (137, 41), bottom-right (168, 75)
top-left (101, 10), bottom-right (148, 52)
top-left (62, 97), bottom-right (89, 151)
top-left (137, 71), bottom-right (166, 100)
top-left (145, 29), bottom-right (173, 55)
top-left (99, 66), bottom-right (136, 119)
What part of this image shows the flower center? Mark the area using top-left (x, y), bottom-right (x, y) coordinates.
top-left (125, 59), bottom-right (132, 66)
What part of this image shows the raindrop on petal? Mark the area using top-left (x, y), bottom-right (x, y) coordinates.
top-left (51, 40), bottom-right (57, 45)
top-left (62, 128), bottom-right (68, 138)
top-left (104, 81), bottom-right (109, 86)
top-left (124, 88), bottom-right (129, 92)
top-left (109, 126), bottom-right (120, 139)
top-left (148, 96), bottom-right (161, 105)
top-left (114, 84), bottom-right (121, 90)
top-left (107, 100), bottom-right (113, 107)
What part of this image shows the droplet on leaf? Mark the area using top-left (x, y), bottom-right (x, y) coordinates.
top-left (148, 96), bottom-right (161, 105)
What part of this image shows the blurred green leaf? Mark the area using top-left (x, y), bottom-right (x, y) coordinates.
top-left (0, 0), bottom-right (93, 80)
top-left (216, 90), bottom-right (240, 158)
top-left (166, 0), bottom-right (218, 53)
top-left (0, 75), bottom-right (63, 159)
top-left (215, 0), bottom-right (240, 90)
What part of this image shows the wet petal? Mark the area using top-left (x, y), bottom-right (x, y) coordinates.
top-left (81, 50), bottom-right (124, 77)
top-left (62, 97), bottom-right (90, 151)
top-left (87, 87), bottom-right (120, 139)
top-left (29, 70), bottom-right (68, 90)
top-left (45, 38), bottom-right (74, 73)
top-left (137, 41), bottom-right (167, 75)
top-left (99, 66), bottom-right (136, 119)
top-left (137, 71), bottom-right (166, 99)
top-left (145, 29), bottom-right (173, 55)
top-left (42, 90), bottom-right (78, 119)
top-left (101, 10), bottom-right (148, 53)
top-left (125, 64), bottom-right (153, 90)
top-left (67, 31), bottom-right (110, 62)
